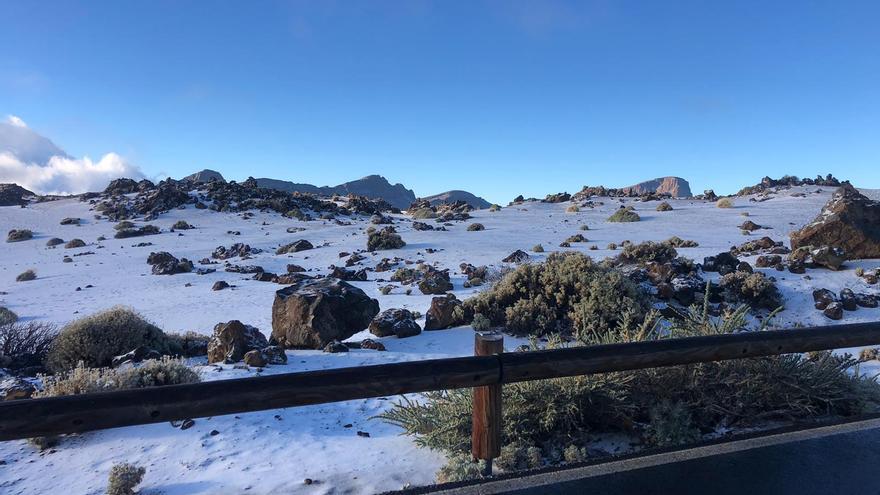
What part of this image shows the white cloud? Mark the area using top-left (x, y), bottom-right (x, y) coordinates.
top-left (7, 115), bottom-right (27, 127)
top-left (0, 151), bottom-right (145, 195)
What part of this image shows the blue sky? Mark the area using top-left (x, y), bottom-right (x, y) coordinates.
top-left (2, 0), bottom-right (878, 202)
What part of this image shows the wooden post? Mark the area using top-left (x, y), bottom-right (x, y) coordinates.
top-left (472, 331), bottom-right (503, 476)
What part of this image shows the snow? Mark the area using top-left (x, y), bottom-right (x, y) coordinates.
top-left (1, 185), bottom-right (879, 494)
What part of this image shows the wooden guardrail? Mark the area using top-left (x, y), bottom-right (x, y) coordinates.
top-left (1, 322), bottom-right (879, 470)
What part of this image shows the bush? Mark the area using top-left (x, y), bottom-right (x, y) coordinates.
top-left (489, 204), bottom-right (501, 212)
top-left (471, 313), bottom-right (491, 332)
top-left (411, 207), bottom-right (437, 219)
top-left (46, 237), bottom-right (64, 247)
top-left (656, 202), bottom-right (673, 211)
top-left (0, 307), bottom-right (18, 325)
top-left (616, 241), bottom-right (678, 264)
top-left (532, 244), bottom-right (544, 253)
top-left (16, 269), bottom-right (36, 282)
top-left (467, 223), bottom-right (485, 231)
top-left (36, 357), bottom-right (200, 398)
top-left (7, 229), bottom-right (33, 242)
top-left (107, 462), bottom-right (146, 495)
top-left (436, 454), bottom-right (483, 483)
top-left (579, 224), bottom-right (589, 231)
top-left (565, 234), bottom-right (587, 243)
top-left (664, 236), bottom-right (699, 248)
top-left (45, 307), bottom-right (173, 372)
top-left (114, 221), bottom-right (135, 231)
top-left (381, 299), bottom-right (880, 474)
top-left (0, 320), bottom-right (56, 369)
top-left (607, 207), bottom-right (640, 222)
top-left (367, 227), bottom-right (406, 251)
top-left (463, 252), bottom-right (650, 339)
top-left (718, 272), bottom-right (782, 310)
top-left (166, 331), bottom-right (210, 357)
top-left (172, 220), bottom-right (193, 230)
top-left (716, 198), bottom-right (734, 208)
top-left (566, 204), bottom-right (580, 213)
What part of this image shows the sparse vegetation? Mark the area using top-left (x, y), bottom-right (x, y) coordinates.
top-left (471, 313), bottom-right (491, 332)
top-left (45, 307), bottom-right (174, 372)
top-left (114, 221), bottom-right (135, 231)
top-left (718, 271), bottom-right (782, 310)
top-left (716, 198), bottom-right (734, 208)
top-left (16, 269), bottom-right (37, 282)
top-left (172, 220), bottom-right (193, 230)
top-left (607, 206), bottom-right (640, 222)
top-left (656, 201), bottom-right (673, 211)
top-left (566, 204), bottom-right (580, 213)
top-left (0, 306), bottom-right (18, 326)
top-left (467, 223), bottom-right (485, 231)
top-left (114, 225), bottom-right (160, 239)
top-left (616, 241), bottom-right (677, 264)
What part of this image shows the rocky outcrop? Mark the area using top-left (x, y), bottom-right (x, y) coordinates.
top-left (184, 169), bottom-right (225, 183)
top-left (425, 294), bottom-right (465, 330)
top-left (0, 183), bottom-right (35, 206)
top-left (207, 320), bottom-right (270, 364)
top-left (256, 174), bottom-right (416, 210)
top-left (621, 177), bottom-right (692, 198)
top-left (790, 184), bottom-right (880, 260)
top-left (271, 278), bottom-right (380, 349)
top-left (420, 190), bottom-right (491, 209)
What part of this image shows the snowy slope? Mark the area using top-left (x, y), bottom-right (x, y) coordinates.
top-left (1, 185), bottom-right (879, 494)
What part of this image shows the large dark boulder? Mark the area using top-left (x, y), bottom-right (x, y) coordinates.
top-left (790, 184), bottom-right (880, 260)
top-left (425, 294), bottom-right (465, 330)
top-left (271, 278), bottom-right (379, 349)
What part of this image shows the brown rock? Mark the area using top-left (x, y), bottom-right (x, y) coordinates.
top-left (272, 278), bottom-right (379, 349)
top-left (425, 294), bottom-right (464, 330)
top-left (207, 320), bottom-right (270, 364)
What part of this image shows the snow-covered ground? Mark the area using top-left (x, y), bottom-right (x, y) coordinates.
top-left (2, 185), bottom-right (880, 494)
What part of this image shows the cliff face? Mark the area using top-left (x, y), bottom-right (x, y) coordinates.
top-left (621, 177), bottom-right (692, 197)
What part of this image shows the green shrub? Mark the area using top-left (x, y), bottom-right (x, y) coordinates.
top-left (607, 207), bottom-right (640, 222)
top-left (716, 198), bottom-right (734, 208)
top-left (16, 269), bottom-right (36, 282)
top-left (471, 313), bottom-right (491, 332)
top-left (664, 236), bottom-right (699, 248)
top-left (645, 400), bottom-right (700, 447)
top-left (656, 202), bottom-right (673, 212)
top-left (107, 462), bottom-right (146, 495)
top-left (616, 241), bottom-right (678, 264)
top-left (7, 229), bottom-right (33, 242)
top-left (489, 204), bottom-right (501, 212)
top-left (855, 267), bottom-right (865, 277)
top-left (462, 252), bottom-right (650, 339)
top-left (172, 220), bottom-right (193, 230)
top-left (45, 307), bottom-right (173, 372)
top-left (565, 234), bottom-right (587, 243)
top-left (436, 454), bottom-right (484, 483)
top-left (165, 331), bottom-right (210, 357)
top-left (367, 227), bottom-right (406, 251)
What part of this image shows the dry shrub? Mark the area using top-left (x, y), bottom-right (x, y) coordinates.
top-left (367, 227), bottom-right (406, 250)
top-left (0, 307), bottom-right (18, 326)
top-left (716, 198), bottom-right (734, 208)
top-left (718, 271), bottom-right (782, 310)
top-left (107, 462), bottom-right (146, 495)
top-left (7, 229), bottom-right (33, 242)
top-left (411, 207), bottom-right (437, 219)
top-left (462, 252), bottom-right (649, 339)
top-left (0, 320), bottom-right (56, 370)
top-left (45, 307), bottom-right (173, 372)
top-left (36, 357), bottom-right (199, 398)
top-left (616, 241), bottom-right (678, 264)
top-left (16, 269), bottom-right (36, 282)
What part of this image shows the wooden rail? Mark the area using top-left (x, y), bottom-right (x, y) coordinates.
top-left (0, 322), bottom-right (879, 444)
